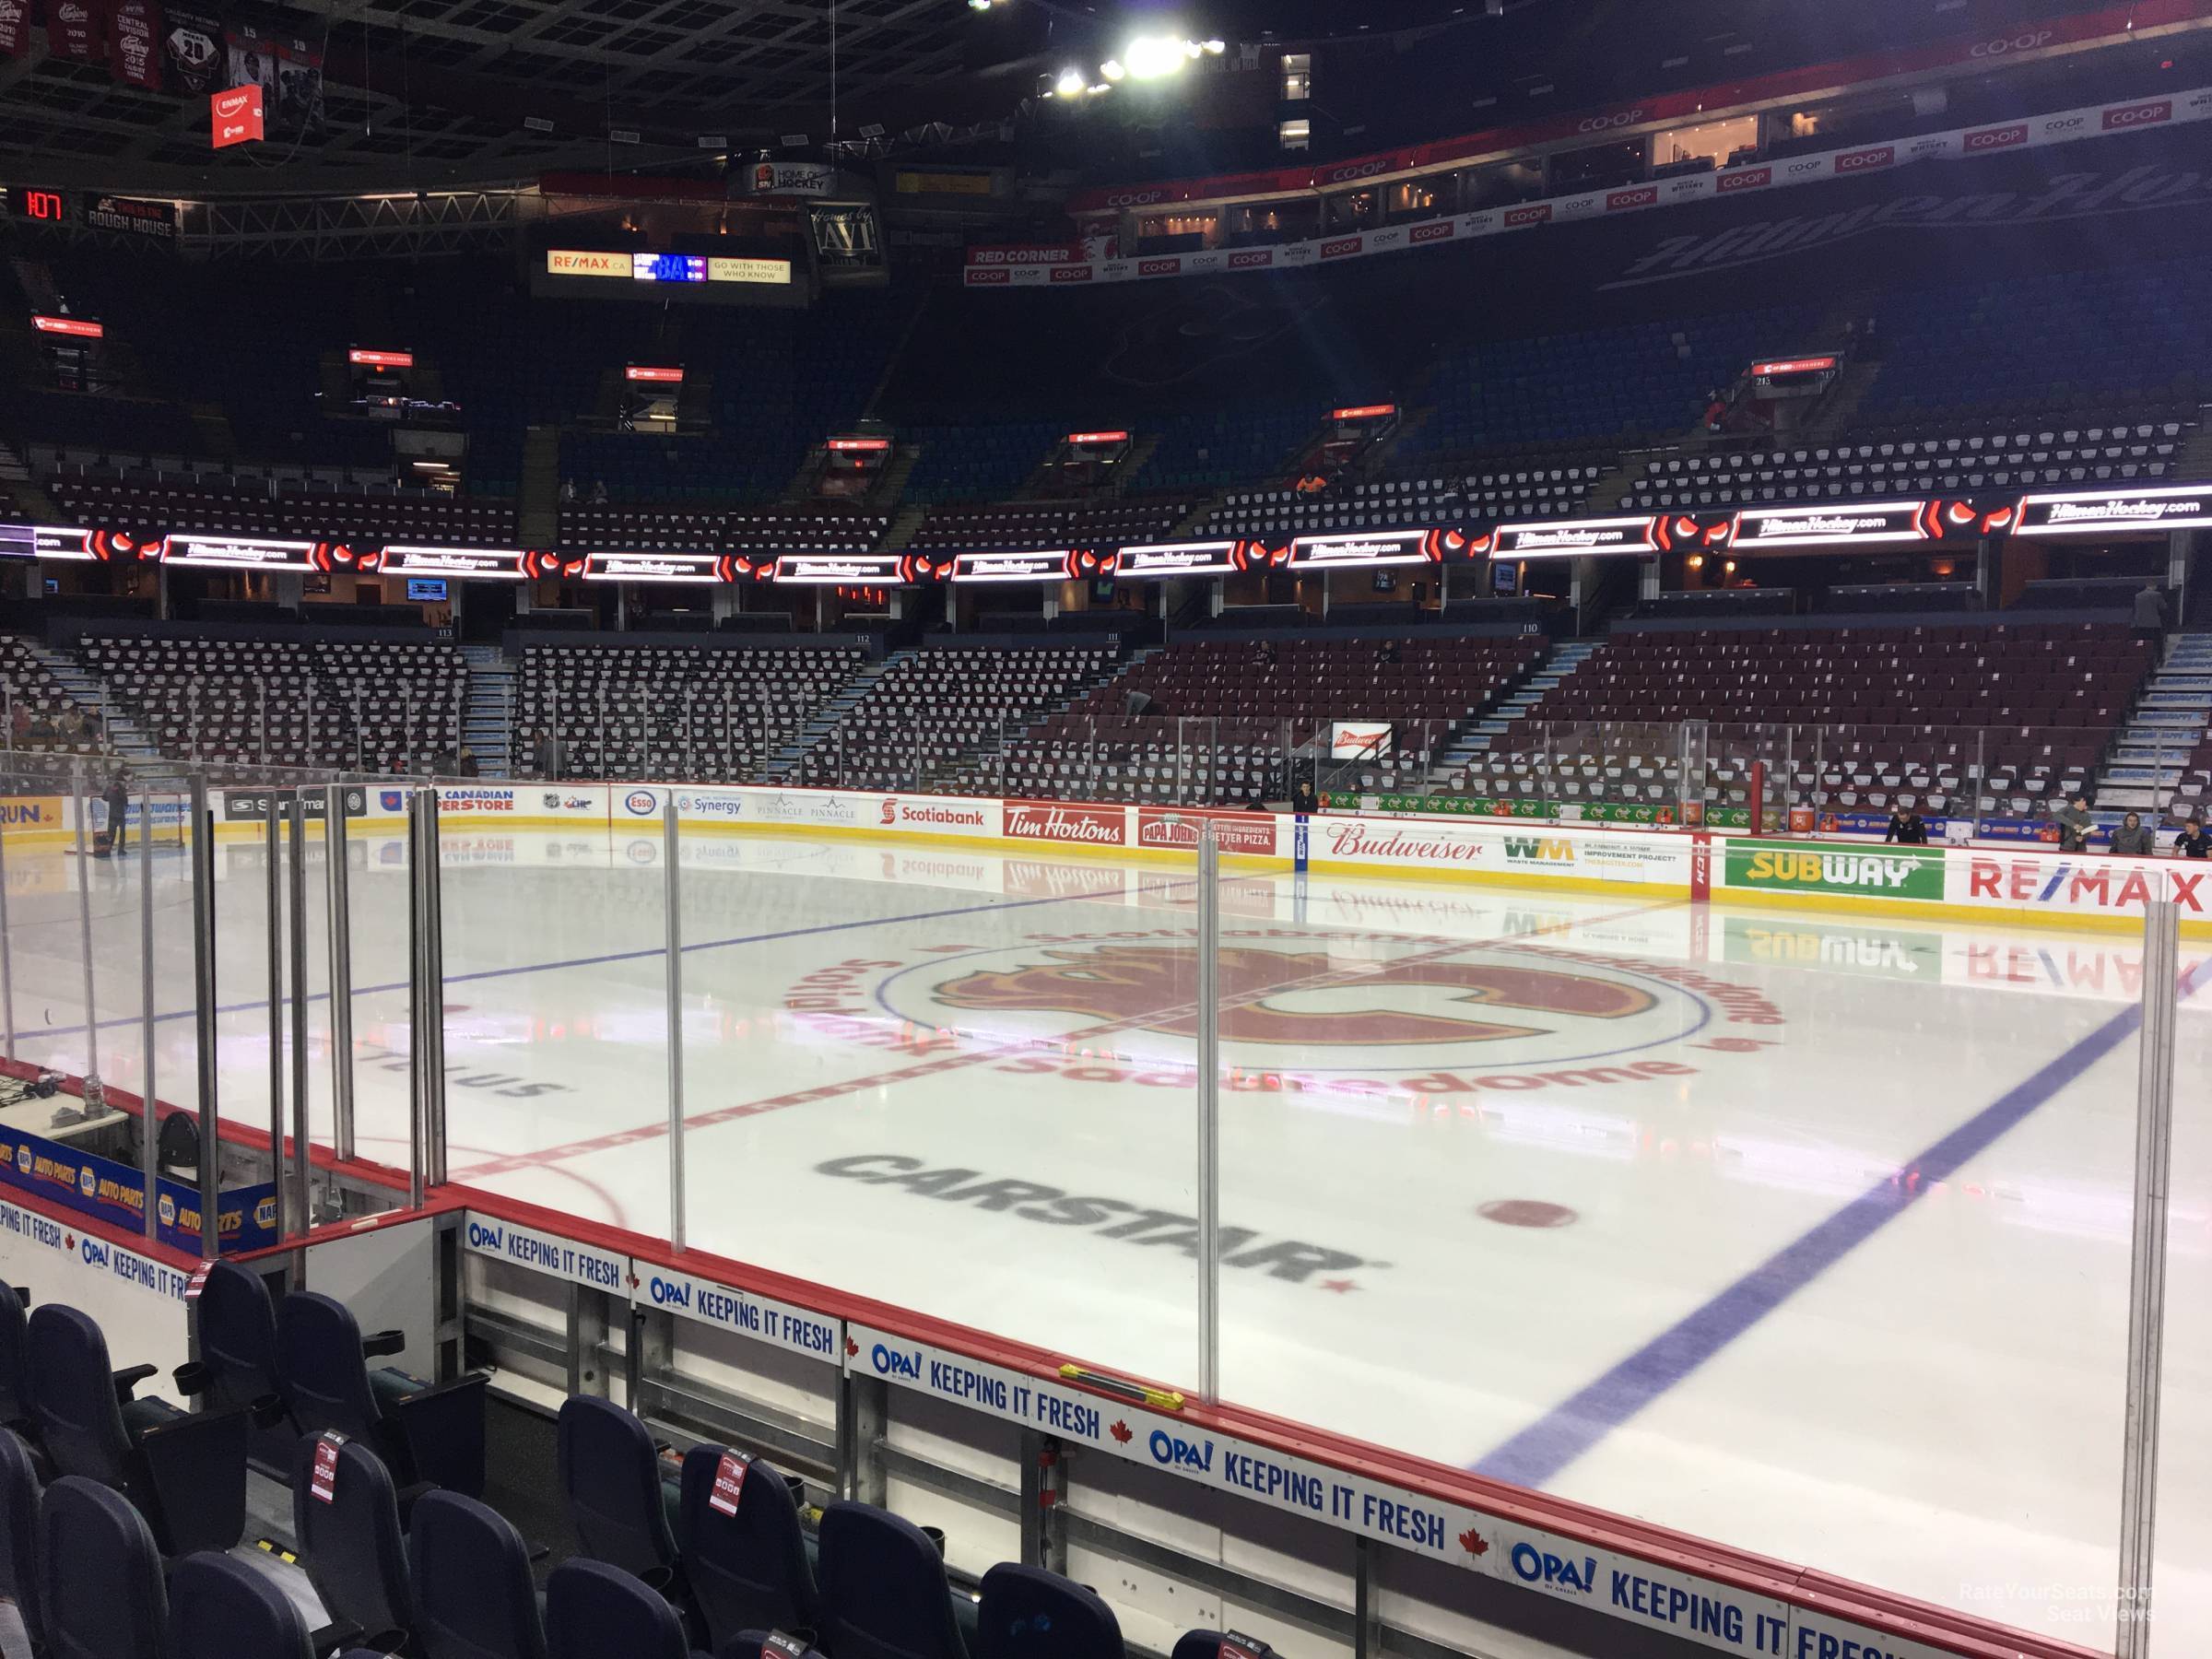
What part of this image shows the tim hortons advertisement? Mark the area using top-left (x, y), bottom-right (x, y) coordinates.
top-left (1002, 802), bottom-right (1128, 848)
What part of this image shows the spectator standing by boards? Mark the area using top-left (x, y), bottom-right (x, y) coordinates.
top-left (2054, 795), bottom-right (2094, 853)
top-left (1884, 806), bottom-right (1928, 845)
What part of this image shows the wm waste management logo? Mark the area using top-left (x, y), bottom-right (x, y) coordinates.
top-left (1726, 841), bottom-right (1945, 900)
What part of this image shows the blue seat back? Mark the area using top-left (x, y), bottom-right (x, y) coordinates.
top-left (406, 1490), bottom-right (547, 1659)
top-left (977, 1565), bottom-right (1122, 1659)
top-left (544, 1559), bottom-right (687, 1659)
top-left (276, 1292), bottom-right (383, 1443)
top-left (170, 1550), bottom-right (311, 1659)
top-left (293, 1431), bottom-right (412, 1642)
top-left (818, 1500), bottom-right (966, 1659)
top-left (676, 1446), bottom-right (817, 1646)
top-left (0, 1428), bottom-right (40, 1645)
top-left (555, 1396), bottom-right (676, 1578)
top-left (25, 1306), bottom-right (134, 1489)
top-left (0, 1283), bottom-right (27, 1425)
top-left (38, 1477), bottom-right (167, 1659)
top-left (194, 1263), bottom-right (285, 1418)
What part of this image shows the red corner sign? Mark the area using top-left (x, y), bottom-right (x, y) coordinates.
top-left (211, 84), bottom-right (265, 148)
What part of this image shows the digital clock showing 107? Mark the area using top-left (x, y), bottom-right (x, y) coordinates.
top-left (6, 187), bottom-right (67, 224)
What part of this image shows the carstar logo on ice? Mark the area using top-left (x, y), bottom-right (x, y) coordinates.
top-left (1003, 804), bottom-right (1125, 846)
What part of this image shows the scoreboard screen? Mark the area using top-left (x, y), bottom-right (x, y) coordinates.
top-left (632, 253), bottom-right (706, 284)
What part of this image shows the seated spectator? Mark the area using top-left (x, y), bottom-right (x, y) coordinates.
top-left (2109, 811), bottom-right (2155, 857)
top-left (2174, 814), bottom-right (2211, 859)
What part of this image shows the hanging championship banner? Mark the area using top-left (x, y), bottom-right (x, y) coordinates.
top-left (46, 0), bottom-right (107, 63)
top-left (0, 0), bottom-right (32, 60)
top-left (107, 0), bottom-right (161, 88)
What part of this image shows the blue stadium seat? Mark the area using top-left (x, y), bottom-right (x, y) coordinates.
top-left (183, 1261), bottom-right (296, 1474)
top-left (170, 1551), bottom-right (313, 1659)
top-left (817, 1501), bottom-right (968, 1659)
top-left (26, 1303), bottom-right (245, 1555)
top-left (976, 1566), bottom-right (1122, 1659)
top-left (676, 1446), bottom-right (818, 1648)
top-left (544, 1559), bottom-right (705, 1659)
top-left (0, 1428), bottom-right (41, 1650)
top-left (556, 1395), bottom-right (679, 1581)
top-left (293, 1431), bottom-right (415, 1649)
top-left (407, 1490), bottom-right (547, 1659)
top-left (0, 1282), bottom-right (29, 1431)
top-left (39, 1477), bottom-right (168, 1659)
top-left (278, 1290), bottom-right (488, 1498)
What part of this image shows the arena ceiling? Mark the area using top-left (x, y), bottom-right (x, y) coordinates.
top-left (0, 0), bottom-right (2134, 195)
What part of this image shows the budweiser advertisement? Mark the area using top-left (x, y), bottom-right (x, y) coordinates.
top-left (1002, 802), bottom-right (1128, 848)
top-left (210, 82), bottom-right (263, 147)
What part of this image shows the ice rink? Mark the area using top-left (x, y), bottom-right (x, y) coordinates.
top-left (3, 820), bottom-right (2207, 1652)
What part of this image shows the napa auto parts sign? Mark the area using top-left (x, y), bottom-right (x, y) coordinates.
top-left (962, 82), bottom-right (2212, 288)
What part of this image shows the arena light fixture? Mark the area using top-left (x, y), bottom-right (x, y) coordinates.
top-left (1123, 34), bottom-right (1190, 77)
top-left (1055, 67), bottom-right (1087, 95)
top-left (1100, 58), bottom-right (1125, 79)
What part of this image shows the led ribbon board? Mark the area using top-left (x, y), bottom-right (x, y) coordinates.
top-left (1489, 516), bottom-right (1659, 558)
top-left (2011, 484), bottom-right (2212, 535)
top-left (1729, 501), bottom-right (1940, 548)
top-left (582, 552), bottom-right (728, 583)
top-left (1116, 539), bottom-right (1268, 578)
top-left (1286, 528), bottom-right (1467, 569)
top-left (771, 553), bottom-right (910, 585)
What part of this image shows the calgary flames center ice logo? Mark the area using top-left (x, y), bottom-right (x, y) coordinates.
top-left (935, 944), bottom-right (1656, 1046)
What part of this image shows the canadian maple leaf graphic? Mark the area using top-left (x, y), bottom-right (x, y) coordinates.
top-left (1110, 1420), bottom-right (1134, 1444)
top-left (1458, 1528), bottom-right (1489, 1558)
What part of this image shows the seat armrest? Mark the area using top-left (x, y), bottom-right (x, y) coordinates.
top-left (308, 1620), bottom-right (365, 1657)
top-left (359, 1329), bottom-right (406, 1359)
top-left (112, 1363), bottom-right (159, 1402)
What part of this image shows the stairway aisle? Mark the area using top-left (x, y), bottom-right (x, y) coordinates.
top-left (461, 643), bottom-right (516, 779)
top-left (2097, 631), bottom-right (2212, 814)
